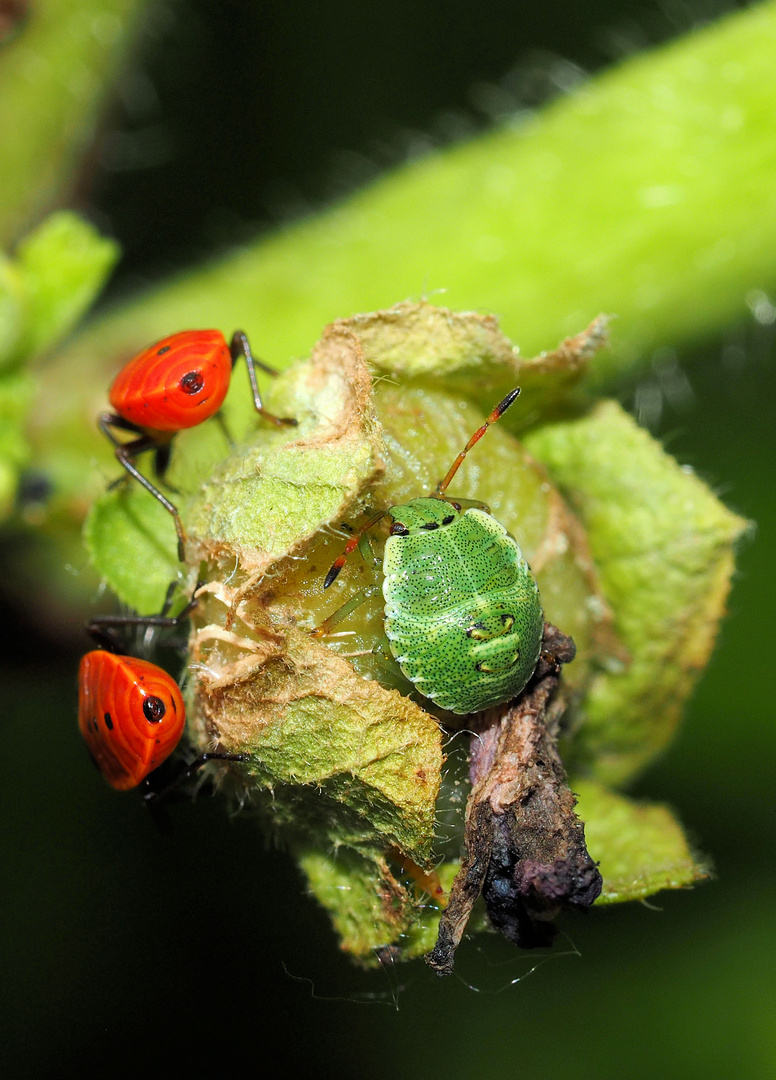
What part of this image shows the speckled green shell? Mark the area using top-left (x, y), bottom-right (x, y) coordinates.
top-left (382, 501), bottom-right (543, 714)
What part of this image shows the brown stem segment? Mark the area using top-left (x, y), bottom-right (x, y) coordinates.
top-left (426, 623), bottom-right (602, 976)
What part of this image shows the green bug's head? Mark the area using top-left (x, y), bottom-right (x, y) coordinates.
top-left (387, 497), bottom-right (461, 536)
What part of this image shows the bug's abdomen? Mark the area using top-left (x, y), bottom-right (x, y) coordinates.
top-left (109, 329), bottom-right (232, 433)
top-left (382, 509), bottom-right (543, 714)
top-left (78, 652), bottom-right (186, 789)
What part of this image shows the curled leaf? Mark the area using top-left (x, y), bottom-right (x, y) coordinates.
top-left (346, 301), bottom-right (610, 420)
top-left (175, 306), bottom-right (616, 956)
top-left (525, 401), bottom-right (748, 784)
top-left (184, 323), bottom-right (384, 573)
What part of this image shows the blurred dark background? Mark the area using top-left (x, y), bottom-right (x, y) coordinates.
top-left (2, 1), bottom-right (774, 1076)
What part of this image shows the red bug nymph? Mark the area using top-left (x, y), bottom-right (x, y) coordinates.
top-left (78, 651), bottom-right (186, 790)
top-left (100, 329), bottom-right (297, 560)
top-left (78, 587), bottom-right (245, 795)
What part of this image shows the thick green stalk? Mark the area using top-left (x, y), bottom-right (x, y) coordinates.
top-left (44, 0), bottom-right (776, 404)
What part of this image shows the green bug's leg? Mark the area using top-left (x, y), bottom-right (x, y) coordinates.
top-left (338, 635), bottom-right (414, 697)
top-left (313, 554), bottom-right (410, 690)
top-left (324, 509), bottom-right (387, 588)
top-left (310, 584), bottom-right (381, 637)
top-left (357, 530), bottom-right (382, 570)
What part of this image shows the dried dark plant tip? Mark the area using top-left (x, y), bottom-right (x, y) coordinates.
top-left (426, 623), bottom-right (601, 976)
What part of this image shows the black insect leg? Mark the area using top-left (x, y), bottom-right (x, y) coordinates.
top-left (86, 582), bottom-right (200, 652)
top-left (153, 441), bottom-right (173, 481)
top-left (213, 410), bottom-right (235, 449)
top-left (229, 330), bottom-right (297, 428)
top-left (99, 413), bottom-right (187, 561)
top-left (142, 752), bottom-right (248, 806)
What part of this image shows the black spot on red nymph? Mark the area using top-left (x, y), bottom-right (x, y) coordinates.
top-left (143, 697), bottom-right (166, 723)
top-left (180, 370), bottom-right (205, 394)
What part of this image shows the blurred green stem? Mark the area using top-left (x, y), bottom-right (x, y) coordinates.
top-left (40, 0), bottom-right (776, 406)
top-left (0, 0), bottom-right (149, 246)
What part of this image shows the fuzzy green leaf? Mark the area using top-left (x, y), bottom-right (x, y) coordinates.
top-left (576, 779), bottom-right (709, 902)
top-left (173, 307), bottom-right (620, 954)
top-left (8, 212), bottom-right (119, 367)
top-left (295, 845), bottom-right (461, 962)
top-left (192, 625), bottom-right (443, 865)
top-left (525, 400), bottom-right (748, 784)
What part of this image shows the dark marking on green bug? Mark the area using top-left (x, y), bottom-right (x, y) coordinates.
top-left (317, 387), bottom-right (544, 715)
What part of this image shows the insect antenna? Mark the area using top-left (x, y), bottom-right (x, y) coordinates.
top-left (434, 387), bottom-right (521, 497)
top-left (323, 509), bottom-right (387, 588)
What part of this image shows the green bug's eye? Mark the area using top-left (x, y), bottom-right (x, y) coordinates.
top-left (390, 522), bottom-right (409, 536)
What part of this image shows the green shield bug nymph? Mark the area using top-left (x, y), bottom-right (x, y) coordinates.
top-left (315, 388), bottom-right (544, 715)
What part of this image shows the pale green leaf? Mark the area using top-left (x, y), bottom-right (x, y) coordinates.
top-left (525, 400), bottom-right (748, 784)
top-left (10, 212), bottom-right (119, 366)
top-left (576, 779), bottom-right (709, 902)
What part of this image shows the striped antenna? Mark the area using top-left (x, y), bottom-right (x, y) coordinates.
top-left (434, 387), bottom-right (521, 497)
top-left (322, 387), bottom-right (521, 590)
top-left (323, 510), bottom-right (387, 589)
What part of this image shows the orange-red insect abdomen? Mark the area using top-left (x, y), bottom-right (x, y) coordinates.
top-left (78, 651), bottom-right (186, 790)
top-left (108, 329), bottom-right (232, 433)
